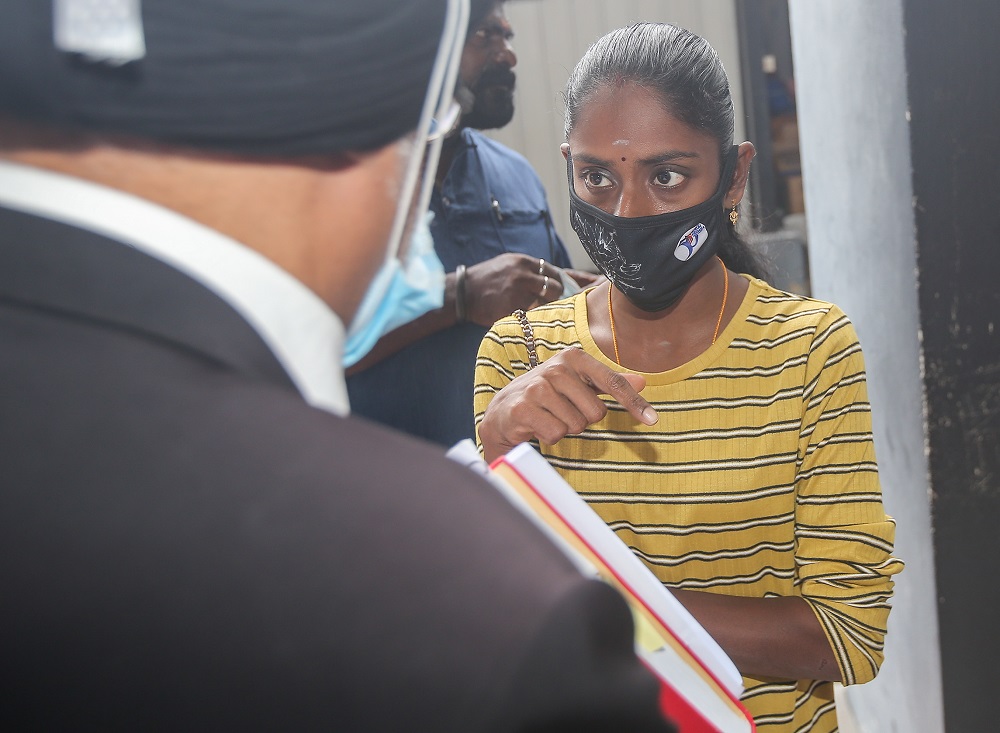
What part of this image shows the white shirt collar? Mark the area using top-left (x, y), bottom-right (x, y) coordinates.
top-left (0, 160), bottom-right (350, 416)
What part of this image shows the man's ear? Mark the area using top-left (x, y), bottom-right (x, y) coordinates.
top-left (726, 141), bottom-right (756, 205)
top-left (560, 142), bottom-right (570, 162)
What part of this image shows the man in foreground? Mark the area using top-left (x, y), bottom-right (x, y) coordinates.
top-left (0, 1), bottom-right (673, 730)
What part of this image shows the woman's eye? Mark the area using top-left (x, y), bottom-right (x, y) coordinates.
top-left (655, 170), bottom-right (686, 188)
top-left (583, 171), bottom-right (612, 189)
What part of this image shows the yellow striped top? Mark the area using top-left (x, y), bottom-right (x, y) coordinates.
top-left (474, 277), bottom-right (904, 732)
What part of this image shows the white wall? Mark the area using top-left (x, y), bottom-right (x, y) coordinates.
top-left (489, 0), bottom-right (744, 268)
top-left (788, 1), bottom-right (944, 731)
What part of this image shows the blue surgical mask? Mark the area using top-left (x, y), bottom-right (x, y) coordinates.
top-left (343, 211), bottom-right (445, 367)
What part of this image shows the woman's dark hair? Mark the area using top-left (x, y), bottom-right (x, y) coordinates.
top-left (564, 22), bottom-right (770, 279)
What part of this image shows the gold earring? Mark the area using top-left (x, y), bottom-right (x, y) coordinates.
top-left (729, 202), bottom-right (739, 227)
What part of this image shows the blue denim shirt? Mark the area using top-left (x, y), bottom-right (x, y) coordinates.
top-left (347, 129), bottom-right (570, 446)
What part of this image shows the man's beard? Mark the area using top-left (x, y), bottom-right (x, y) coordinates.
top-left (460, 66), bottom-right (516, 131)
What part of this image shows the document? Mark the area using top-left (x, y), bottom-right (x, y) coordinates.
top-left (447, 440), bottom-right (756, 733)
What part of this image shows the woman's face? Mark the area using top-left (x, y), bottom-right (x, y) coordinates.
top-left (563, 82), bottom-right (725, 218)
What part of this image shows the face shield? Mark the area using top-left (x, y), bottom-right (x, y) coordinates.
top-left (384, 0), bottom-right (469, 263)
top-left (342, 0), bottom-right (469, 365)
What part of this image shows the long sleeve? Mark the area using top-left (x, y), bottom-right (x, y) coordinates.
top-left (794, 307), bottom-right (904, 685)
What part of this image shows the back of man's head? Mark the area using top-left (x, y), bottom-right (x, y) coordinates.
top-left (0, 0), bottom-right (484, 157)
top-left (0, 0), bottom-right (493, 326)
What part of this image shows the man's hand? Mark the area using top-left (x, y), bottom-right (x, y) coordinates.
top-left (465, 253), bottom-right (582, 326)
top-left (347, 256), bottom-right (599, 375)
top-left (478, 347), bottom-right (658, 462)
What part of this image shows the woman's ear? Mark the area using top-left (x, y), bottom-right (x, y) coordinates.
top-left (726, 141), bottom-right (756, 206)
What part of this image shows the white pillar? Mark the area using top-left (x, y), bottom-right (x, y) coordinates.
top-left (788, 1), bottom-right (943, 730)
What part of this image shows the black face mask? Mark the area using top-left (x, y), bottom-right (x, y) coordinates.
top-left (568, 146), bottom-right (739, 312)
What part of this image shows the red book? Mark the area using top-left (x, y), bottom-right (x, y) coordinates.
top-left (448, 441), bottom-right (755, 733)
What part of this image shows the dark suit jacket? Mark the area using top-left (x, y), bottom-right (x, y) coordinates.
top-left (0, 205), bottom-right (675, 732)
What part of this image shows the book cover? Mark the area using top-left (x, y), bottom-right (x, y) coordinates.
top-left (447, 440), bottom-right (755, 733)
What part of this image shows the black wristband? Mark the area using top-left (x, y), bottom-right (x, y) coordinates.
top-left (455, 264), bottom-right (467, 323)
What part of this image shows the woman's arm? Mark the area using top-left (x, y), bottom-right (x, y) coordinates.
top-left (670, 590), bottom-right (841, 681)
top-left (688, 310), bottom-right (902, 685)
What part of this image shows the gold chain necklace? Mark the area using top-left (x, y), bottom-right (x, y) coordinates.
top-left (608, 255), bottom-right (729, 366)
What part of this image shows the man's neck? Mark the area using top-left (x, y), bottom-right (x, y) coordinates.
top-left (0, 127), bottom-right (405, 326)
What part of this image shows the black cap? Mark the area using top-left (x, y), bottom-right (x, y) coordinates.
top-left (0, 0), bottom-right (492, 156)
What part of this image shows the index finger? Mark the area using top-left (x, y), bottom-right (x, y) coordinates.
top-left (575, 356), bottom-right (657, 426)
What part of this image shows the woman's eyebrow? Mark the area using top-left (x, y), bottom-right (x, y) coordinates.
top-left (571, 152), bottom-right (615, 167)
top-left (637, 150), bottom-right (701, 166)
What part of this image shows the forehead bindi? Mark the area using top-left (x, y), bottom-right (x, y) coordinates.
top-left (612, 139), bottom-right (629, 161)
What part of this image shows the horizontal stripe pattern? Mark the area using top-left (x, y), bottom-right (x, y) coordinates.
top-left (475, 277), bottom-right (903, 732)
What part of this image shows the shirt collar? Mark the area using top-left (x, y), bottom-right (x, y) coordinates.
top-left (0, 160), bottom-right (350, 416)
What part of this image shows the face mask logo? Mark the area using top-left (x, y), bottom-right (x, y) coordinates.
top-left (674, 223), bottom-right (708, 262)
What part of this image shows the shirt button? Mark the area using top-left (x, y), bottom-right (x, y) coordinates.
top-left (442, 196), bottom-right (451, 207)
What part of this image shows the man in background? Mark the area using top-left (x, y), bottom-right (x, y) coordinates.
top-left (347, 0), bottom-right (599, 447)
top-left (0, 1), bottom-right (673, 730)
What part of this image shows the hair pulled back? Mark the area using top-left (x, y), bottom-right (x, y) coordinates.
top-left (564, 23), bottom-right (769, 279)
top-left (565, 23), bottom-right (733, 155)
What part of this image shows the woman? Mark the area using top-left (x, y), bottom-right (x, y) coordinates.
top-left (474, 23), bottom-right (903, 732)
